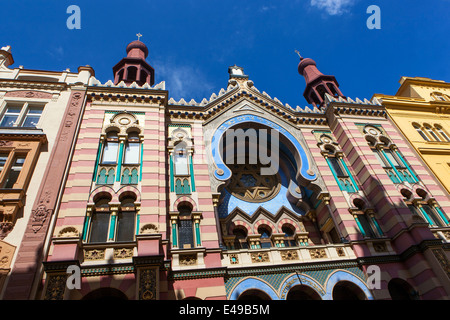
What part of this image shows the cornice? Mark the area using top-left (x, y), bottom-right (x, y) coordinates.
top-left (0, 79), bottom-right (67, 91)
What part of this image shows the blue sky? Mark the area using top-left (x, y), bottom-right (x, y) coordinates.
top-left (2, 0), bottom-right (449, 109)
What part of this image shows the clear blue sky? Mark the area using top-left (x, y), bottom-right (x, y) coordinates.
top-left (2, 0), bottom-right (449, 109)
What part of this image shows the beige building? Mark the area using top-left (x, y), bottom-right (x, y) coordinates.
top-left (374, 76), bottom-right (450, 194)
top-left (0, 45), bottom-right (94, 297)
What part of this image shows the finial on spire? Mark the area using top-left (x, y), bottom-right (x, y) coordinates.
top-left (136, 33), bottom-right (143, 41)
top-left (295, 50), bottom-right (303, 60)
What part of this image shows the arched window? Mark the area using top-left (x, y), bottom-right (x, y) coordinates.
top-left (101, 130), bottom-right (119, 164)
top-left (116, 197), bottom-right (136, 242)
top-left (412, 123), bottom-right (430, 141)
top-left (89, 196), bottom-right (112, 243)
top-left (405, 192), bottom-right (449, 227)
top-left (127, 67), bottom-right (137, 81)
top-left (316, 85), bottom-right (327, 100)
top-left (282, 224), bottom-right (297, 247)
top-left (174, 146), bottom-right (189, 176)
top-left (424, 124), bottom-right (441, 141)
top-left (258, 225), bottom-right (272, 248)
top-left (431, 92), bottom-right (447, 101)
top-left (327, 83), bottom-right (338, 96)
top-left (323, 145), bottom-right (357, 193)
top-left (123, 131), bottom-right (140, 165)
top-left (117, 69), bottom-right (124, 83)
top-left (351, 199), bottom-right (382, 238)
top-left (232, 228), bottom-right (249, 249)
top-left (139, 70), bottom-right (148, 84)
top-left (368, 136), bottom-right (416, 184)
top-left (178, 205), bottom-right (194, 249)
top-left (435, 125), bottom-right (450, 142)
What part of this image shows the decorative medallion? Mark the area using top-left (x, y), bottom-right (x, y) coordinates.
top-left (309, 248), bottom-right (327, 259)
top-left (226, 162), bottom-right (280, 202)
top-left (336, 247), bottom-right (346, 257)
top-left (179, 254), bottom-right (197, 266)
top-left (373, 241), bottom-right (387, 253)
top-left (83, 249), bottom-right (105, 261)
top-left (280, 250), bottom-right (299, 261)
top-left (113, 248), bottom-right (134, 259)
top-left (229, 254), bottom-right (239, 264)
top-left (250, 252), bottom-right (270, 263)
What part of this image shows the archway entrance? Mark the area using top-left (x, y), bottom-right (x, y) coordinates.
top-left (332, 281), bottom-right (367, 300)
top-left (237, 289), bottom-right (272, 301)
top-left (286, 285), bottom-right (322, 300)
top-left (388, 278), bottom-right (418, 300)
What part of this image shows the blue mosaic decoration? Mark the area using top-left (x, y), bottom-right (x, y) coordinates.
top-left (211, 114), bottom-right (316, 182)
top-left (218, 152), bottom-right (305, 218)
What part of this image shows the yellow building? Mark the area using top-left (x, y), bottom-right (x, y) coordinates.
top-left (374, 76), bottom-right (450, 194)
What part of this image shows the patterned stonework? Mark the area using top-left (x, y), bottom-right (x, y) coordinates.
top-left (138, 268), bottom-right (157, 300)
top-left (336, 247), bottom-right (346, 257)
top-left (230, 254), bottom-right (239, 264)
top-left (83, 249), bottom-right (105, 261)
top-left (44, 274), bottom-right (66, 300)
top-left (373, 241), bottom-right (388, 253)
top-left (309, 248), bottom-right (327, 259)
top-left (179, 254), bottom-right (197, 266)
top-left (432, 249), bottom-right (450, 279)
top-left (251, 252), bottom-right (270, 263)
top-left (280, 250), bottom-right (299, 261)
top-left (113, 248), bottom-right (134, 259)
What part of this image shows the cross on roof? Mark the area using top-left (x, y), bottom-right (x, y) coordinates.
top-left (136, 33), bottom-right (142, 41)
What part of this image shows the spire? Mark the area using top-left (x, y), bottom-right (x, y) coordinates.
top-left (297, 52), bottom-right (344, 108)
top-left (112, 36), bottom-right (155, 86)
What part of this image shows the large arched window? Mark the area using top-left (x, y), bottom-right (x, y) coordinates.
top-left (388, 278), bottom-right (418, 300)
top-left (332, 281), bottom-right (367, 300)
top-left (367, 137), bottom-right (417, 184)
top-left (101, 130), bottom-right (119, 164)
top-left (321, 142), bottom-right (358, 193)
top-left (89, 196), bottom-right (112, 243)
top-left (116, 196), bottom-right (136, 242)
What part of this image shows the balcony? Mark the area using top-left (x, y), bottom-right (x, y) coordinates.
top-left (222, 243), bottom-right (357, 268)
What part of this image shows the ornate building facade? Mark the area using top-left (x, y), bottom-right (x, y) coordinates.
top-left (0, 45), bottom-right (94, 298)
top-left (374, 77), bottom-right (450, 194)
top-left (1, 41), bottom-right (449, 300)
